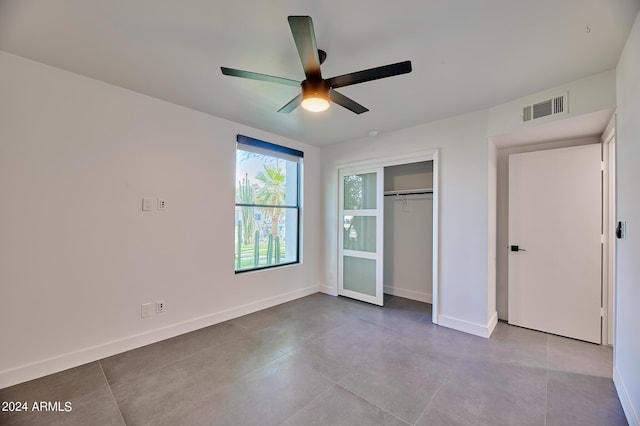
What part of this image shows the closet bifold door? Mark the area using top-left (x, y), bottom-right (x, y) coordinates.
top-left (338, 167), bottom-right (384, 306)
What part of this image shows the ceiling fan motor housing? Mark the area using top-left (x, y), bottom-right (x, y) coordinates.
top-left (301, 79), bottom-right (330, 99)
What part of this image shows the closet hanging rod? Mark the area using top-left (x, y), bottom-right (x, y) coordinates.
top-left (383, 188), bottom-right (433, 196)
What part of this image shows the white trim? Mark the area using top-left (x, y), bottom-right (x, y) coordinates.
top-left (318, 283), bottom-right (338, 296)
top-left (0, 285), bottom-right (318, 389)
top-left (340, 288), bottom-right (380, 305)
top-left (343, 249), bottom-right (377, 260)
top-left (432, 150), bottom-right (440, 324)
top-left (344, 209), bottom-right (377, 216)
top-left (602, 113), bottom-right (616, 347)
top-left (384, 286), bottom-right (432, 303)
top-left (438, 311), bottom-right (498, 338)
top-left (601, 112), bottom-right (616, 145)
top-left (614, 367), bottom-right (640, 426)
top-left (335, 149), bottom-right (439, 171)
top-left (487, 311), bottom-right (498, 337)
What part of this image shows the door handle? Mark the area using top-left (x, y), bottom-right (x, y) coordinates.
top-left (510, 245), bottom-right (526, 252)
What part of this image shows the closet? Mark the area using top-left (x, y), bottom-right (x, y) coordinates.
top-left (383, 161), bottom-right (433, 303)
top-left (337, 153), bottom-right (436, 311)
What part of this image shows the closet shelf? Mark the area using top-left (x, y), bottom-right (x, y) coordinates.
top-left (383, 188), bottom-right (433, 196)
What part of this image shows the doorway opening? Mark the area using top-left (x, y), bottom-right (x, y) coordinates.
top-left (496, 115), bottom-right (616, 346)
top-left (337, 150), bottom-right (440, 323)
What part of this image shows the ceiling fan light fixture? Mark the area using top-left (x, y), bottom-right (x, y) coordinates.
top-left (301, 80), bottom-right (330, 112)
top-left (301, 95), bottom-right (330, 112)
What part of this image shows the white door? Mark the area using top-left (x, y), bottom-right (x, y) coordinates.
top-left (338, 167), bottom-right (384, 306)
top-left (508, 144), bottom-right (602, 343)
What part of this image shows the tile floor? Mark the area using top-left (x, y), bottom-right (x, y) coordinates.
top-left (0, 294), bottom-right (627, 426)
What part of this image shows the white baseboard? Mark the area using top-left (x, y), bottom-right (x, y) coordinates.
top-left (438, 312), bottom-right (497, 338)
top-left (487, 311), bottom-right (498, 337)
top-left (614, 367), bottom-right (640, 426)
top-left (318, 283), bottom-right (338, 296)
top-left (0, 285), bottom-right (318, 389)
top-left (383, 286), bottom-right (432, 303)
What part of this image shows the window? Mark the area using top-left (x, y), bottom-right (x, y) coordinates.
top-left (235, 135), bottom-right (302, 272)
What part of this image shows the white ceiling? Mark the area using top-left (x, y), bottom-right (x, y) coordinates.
top-left (1, 0), bottom-right (638, 146)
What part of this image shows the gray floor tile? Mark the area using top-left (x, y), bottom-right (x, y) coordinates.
top-left (0, 362), bottom-right (107, 403)
top-left (282, 385), bottom-right (409, 426)
top-left (283, 317), bottom-right (405, 383)
top-left (462, 322), bottom-right (549, 369)
top-left (246, 322), bottom-right (312, 354)
top-left (415, 406), bottom-right (474, 426)
top-left (1, 294), bottom-right (626, 426)
top-left (284, 344), bottom-right (356, 383)
top-left (339, 344), bottom-right (452, 424)
top-left (384, 295), bottom-right (433, 314)
top-left (2, 387), bottom-right (125, 426)
top-left (230, 307), bottom-right (289, 332)
top-left (155, 356), bottom-right (334, 426)
top-left (111, 334), bottom-right (286, 425)
top-left (390, 318), bottom-right (473, 364)
top-left (101, 320), bottom-right (249, 385)
top-left (272, 293), bottom-right (344, 318)
top-left (429, 357), bottom-right (547, 426)
top-left (288, 308), bottom-right (358, 338)
top-left (287, 319), bottom-right (397, 380)
top-left (546, 371), bottom-right (628, 426)
top-left (0, 362), bottom-right (109, 425)
top-left (547, 334), bottom-right (614, 378)
top-left (342, 295), bottom-right (429, 333)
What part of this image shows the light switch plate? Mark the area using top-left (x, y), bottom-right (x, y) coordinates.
top-left (142, 197), bottom-right (154, 211)
top-left (141, 302), bottom-right (153, 318)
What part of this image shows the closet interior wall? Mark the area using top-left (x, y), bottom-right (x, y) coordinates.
top-left (383, 161), bottom-right (434, 303)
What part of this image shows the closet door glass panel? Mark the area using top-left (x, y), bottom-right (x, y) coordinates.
top-left (343, 173), bottom-right (377, 210)
top-left (343, 215), bottom-right (376, 252)
top-left (338, 168), bottom-right (384, 306)
top-left (343, 256), bottom-right (376, 296)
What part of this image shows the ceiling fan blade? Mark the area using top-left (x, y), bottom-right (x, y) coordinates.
top-left (221, 67), bottom-right (301, 87)
top-left (278, 93), bottom-right (302, 113)
top-left (288, 16), bottom-right (322, 80)
top-left (326, 60), bottom-right (412, 89)
top-left (329, 90), bottom-right (369, 114)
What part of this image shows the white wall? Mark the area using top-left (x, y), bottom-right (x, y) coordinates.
top-left (613, 10), bottom-right (640, 426)
top-left (495, 136), bottom-right (600, 320)
top-left (0, 51), bottom-right (321, 388)
top-left (488, 69), bottom-right (616, 140)
top-left (320, 110), bottom-right (497, 337)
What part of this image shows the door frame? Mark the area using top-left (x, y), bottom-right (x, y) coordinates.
top-left (602, 115), bottom-right (616, 346)
top-left (335, 149), bottom-right (440, 323)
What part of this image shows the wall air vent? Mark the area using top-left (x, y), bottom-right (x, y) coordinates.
top-left (522, 92), bottom-right (568, 122)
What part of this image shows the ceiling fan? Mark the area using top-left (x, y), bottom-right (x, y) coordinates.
top-left (221, 15), bottom-right (412, 114)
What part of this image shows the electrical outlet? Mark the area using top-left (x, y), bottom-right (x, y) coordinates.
top-left (156, 300), bottom-right (165, 313)
top-left (141, 302), bottom-right (153, 318)
top-left (157, 199), bottom-right (166, 210)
